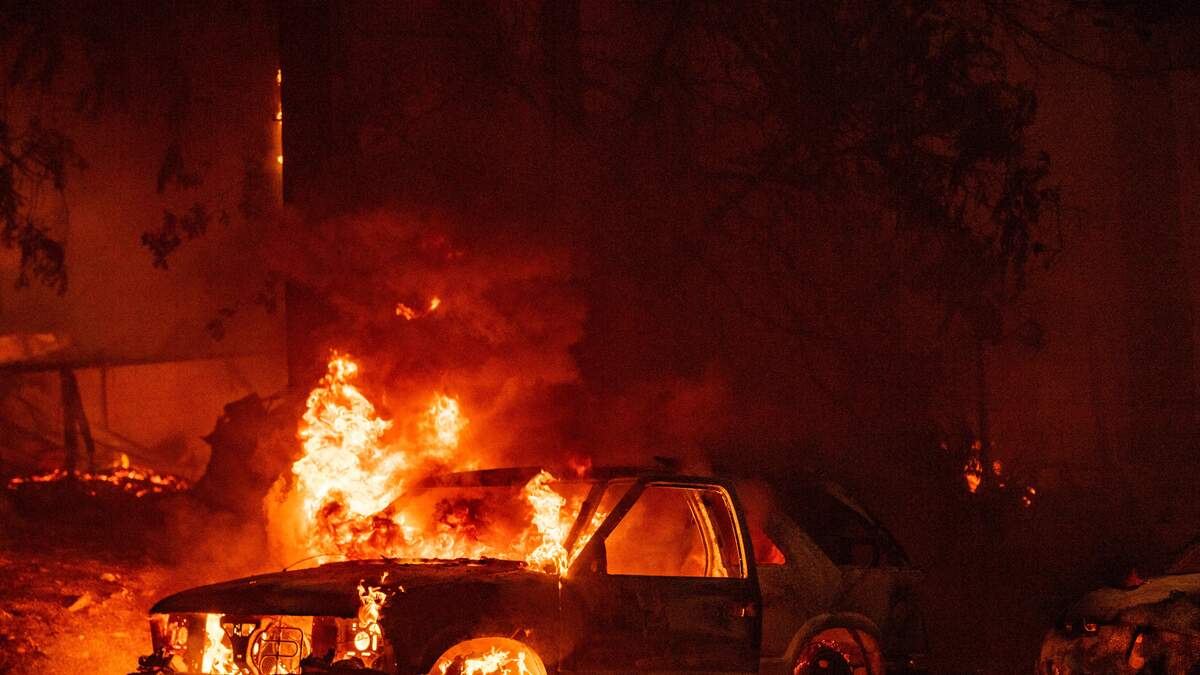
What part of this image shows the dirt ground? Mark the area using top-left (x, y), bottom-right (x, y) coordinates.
top-left (0, 483), bottom-right (182, 675)
top-left (0, 543), bottom-right (165, 675)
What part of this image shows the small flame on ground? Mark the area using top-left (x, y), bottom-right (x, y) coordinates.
top-left (6, 466), bottom-right (188, 498)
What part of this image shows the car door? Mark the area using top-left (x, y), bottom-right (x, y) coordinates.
top-left (560, 480), bottom-right (761, 673)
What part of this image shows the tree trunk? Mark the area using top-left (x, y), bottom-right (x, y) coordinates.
top-left (279, 0), bottom-right (341, 387)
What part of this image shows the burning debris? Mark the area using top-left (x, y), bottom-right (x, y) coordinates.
top-left (6, 465), bottom-right (189, 498)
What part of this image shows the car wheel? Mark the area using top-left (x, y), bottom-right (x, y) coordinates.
top-left (429, 636), bottom-right (548, 675)
top-left (793, 627), bottom-right (885, 675)
top-left (796, 644), bottom-right (855, 675)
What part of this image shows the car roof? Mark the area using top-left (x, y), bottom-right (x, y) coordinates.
top-left (414, 465), bottom-right (729, 488)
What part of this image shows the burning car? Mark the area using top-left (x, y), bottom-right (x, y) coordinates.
top-left (1039, 542), bottom-right (1200, 674)
top-left (132, 466), bottom-right (926, 674)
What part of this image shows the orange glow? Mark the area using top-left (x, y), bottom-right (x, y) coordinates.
top-left (567, 455), bottom-right (592, 477)
top-left (420, 393), bottom-right (468, 461)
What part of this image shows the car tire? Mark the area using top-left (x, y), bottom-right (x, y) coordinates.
top-left (428, 637), bottom-right (548, 675)
top-left (796, 644), bottom-right (855, 675)
top-left (793, 627), bottom-right (885, 675)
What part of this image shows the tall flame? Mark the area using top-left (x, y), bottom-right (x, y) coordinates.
top-left (295, 355), bottom-right (402, 519)
top-left (522, 470), bottom-right (569, 573)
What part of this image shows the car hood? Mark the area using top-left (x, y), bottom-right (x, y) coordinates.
top-left (151, 558), bottom-right (539, 618)
top-left (1073, 572), bottom-right (1200, 635)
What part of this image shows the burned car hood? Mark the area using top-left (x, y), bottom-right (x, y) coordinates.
top-left (1072, 572), bottom-right (1200, 635)
top-left (151, 558), bottom-right (536, 618)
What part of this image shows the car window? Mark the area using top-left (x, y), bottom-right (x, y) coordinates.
top-left (732, 480), bottom-right (787, 565)
top-left (779, 485), bottom-right (883, 567)
top-left (1169, 540), bottom-right (1200, 574)
top-left (806, 492), bottom-right (875, 565)
top-left (605, 485), bottom-right (745, 578)
top-left (752, 527), bottom-right (786, 565)
top-left (569, 480), bottom-right (633, 562)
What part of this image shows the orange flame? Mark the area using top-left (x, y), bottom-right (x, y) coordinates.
top-left (522, 470), bottom-right (570, 573)
top-left (357, 581), bottom-right (387, 625)
top-left (201, 614), bottom-right (235, 674)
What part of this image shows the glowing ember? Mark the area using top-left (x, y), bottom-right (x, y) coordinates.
top-left (963, 457), bottom-right (983, 493)
top-left (201, 614), bottom-right (235, 674)
top-left (396, 296), bottom-right (442, 320)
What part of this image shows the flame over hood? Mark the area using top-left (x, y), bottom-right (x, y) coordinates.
top-left (265, 354), bottom-right (582, 574)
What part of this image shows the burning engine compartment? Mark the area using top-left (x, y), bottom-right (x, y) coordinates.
top-left (138, 580), bottom-right (393, 674)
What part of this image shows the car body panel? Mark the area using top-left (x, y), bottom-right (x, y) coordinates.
top-left (134, 467), bottom-right (926, 674)
top-left (1040, 571), bottom-right (1200, 673)
top-left (737, 475), bottom-right (927, 672)
top-left (560, 477), bottom-right (762, 673)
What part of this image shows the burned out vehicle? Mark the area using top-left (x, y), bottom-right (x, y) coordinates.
top-left (1039, 542), bottom-right (1200, 674)
top-left (133, 467), bottom-right (926, 674)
